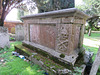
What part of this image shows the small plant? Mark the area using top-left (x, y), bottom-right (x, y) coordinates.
top-left (9, 37), bottom-right (15, 41)
top-left (60, 53), bottom-right (65, 58)
top-left (73, 67), bottom-right (82, 75)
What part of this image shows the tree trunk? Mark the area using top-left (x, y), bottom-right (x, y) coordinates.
top-left (88, 29), bottom-right (91, 36)
top-left (0, 0), bottom-right (8, 27)
top-left (0, 18), bottom-right (4, 26)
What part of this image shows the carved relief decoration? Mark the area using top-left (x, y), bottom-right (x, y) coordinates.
top-left (57, 24), bottom-right (69, 52)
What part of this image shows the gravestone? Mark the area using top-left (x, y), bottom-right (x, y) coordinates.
top-left (0, 27), bottom-right (10, 48)
top-left (15, 25), bottom-right (24, 41)
top-left (89, 46), bottom-right (100, 75)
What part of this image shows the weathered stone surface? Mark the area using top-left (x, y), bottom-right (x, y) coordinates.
top-left (57, 69), bottom-right (71, 74)
top-left (23, 41), bottom-right (78, 65)
top-left (22, 8), bottom-right (89, 20)
top-left (30, 24), bottom-right (56, 49)
top-left (15, 25), bottom-right (24, 41)
top-left (0, 27), bottom-right (10, 48)
top-left (24, 18), bottom-right (61, 24)
top-left (56, 24), bottom-right (80, 55)
top-left (81, 65), bottom-right (86, 75)
top-left (89, 47), bottom-right (100, 75)
top-left (62, 17), bottom-right (86, 24)
top-left (84, 51), bottom-right (94, 64)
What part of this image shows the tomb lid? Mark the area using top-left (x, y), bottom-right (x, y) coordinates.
top-left (22, 8), bottom-right (89, 20)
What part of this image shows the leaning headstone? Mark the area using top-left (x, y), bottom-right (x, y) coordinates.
top-left (0, 26), bottom-right (10, 48)
top-left (89, 46), bottom-right (100, 75)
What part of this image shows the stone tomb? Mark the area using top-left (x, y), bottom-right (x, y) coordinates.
top-left (15, 8), bottom-right (89, 74)
top-left (21, 8), bottom-right (89, 65)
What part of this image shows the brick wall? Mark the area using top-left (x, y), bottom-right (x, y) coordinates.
top-left (4, 21), bottom-right (23, 33)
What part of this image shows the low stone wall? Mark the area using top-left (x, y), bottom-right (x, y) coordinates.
top-left (0, 27), bottom-right (10, 48)
top-left (15, 25), bottom-right (24, 41)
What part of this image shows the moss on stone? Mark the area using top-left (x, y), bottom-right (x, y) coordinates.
top-left (33, 54), bottom-right (64, 70)
top-left (15, 44), bottom-right (32, 57)
top-left (60, 53), bottom-right (65, 58)
top-left (22, 43), bottom-right (73, 70)
top-left (23, 43), bottom-right (49, 57)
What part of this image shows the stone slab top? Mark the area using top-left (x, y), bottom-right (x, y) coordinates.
top-left (22, 8), bottom-right (89, 20)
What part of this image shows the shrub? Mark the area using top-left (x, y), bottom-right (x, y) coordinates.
top-left (11, 27), bottom-right (15, 34)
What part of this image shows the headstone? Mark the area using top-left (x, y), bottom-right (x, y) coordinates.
top-left (0, 27), bottom-right (10, 48)
top-left (89, 46), bottom-right (100, 75)
top-left (15, 25), bottom-right (24, 41)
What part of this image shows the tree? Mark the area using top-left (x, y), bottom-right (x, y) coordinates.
top-left (0, 0), bottom-right (36, 26)
top-left (34, 0), bottom-right (74, 13)
top-left (76, 0), bottom-right (100, 36)
top-left (76, 0), bottom-right (100, 16)
top-left (87, 16), bottom-right (100, 36)
top-left (17, 9), bottom-right (24, 21)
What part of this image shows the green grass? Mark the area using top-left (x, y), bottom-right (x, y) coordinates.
top-left (0, 41), bottom-right (45, 75)
top-left (84, 33), bottom-right (100, 41)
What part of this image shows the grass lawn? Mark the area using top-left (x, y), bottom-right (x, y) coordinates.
top-left (0, 41), bottom-right (45, 75)
top-left (84, 33), bottom-right (100, 60)
top-left (83, 32), bottom-right (100, 75)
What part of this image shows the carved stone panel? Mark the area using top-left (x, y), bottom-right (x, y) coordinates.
top-left (57, 24), bottom-right (80, 55)
top-left (30, 24), bottom-right (56, 49)
top-left (57, 24), bottom-right (69, 54)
